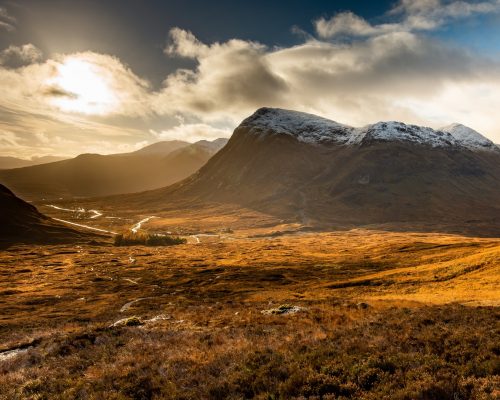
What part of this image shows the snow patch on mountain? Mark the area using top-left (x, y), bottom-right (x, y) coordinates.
top-left (241, 108), bottom-right (497, 151)
top-left (440, 123), bottom-right (496, 150)
top-left (358, 121), bottom-right (458, 148)
top-left (241, 107), bottom-right (354, 145)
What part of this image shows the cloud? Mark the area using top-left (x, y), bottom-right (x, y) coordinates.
top-left (165, 27), bottom-right (209, 58)
top-left (315, 12), bottom-right (396, 38)
top-left (315, 0), bottom-right (500, 38)
top-left (45, 52), bottom-right (151, 116)
top-left (0, 122), bottom-right (154, 159)
top-left (41, 85), bottom-right (78, 99)
top-left (151, 26), bottom-right (500, 141)
top-left (0, 51), bottom-right (151, 118)
top-left (0, 7), bottom-right (15, 31)
top-left (0, 129), bottom-right (21, 147)
top-left (150, 123), bottom-right (231, 142)
top-left (3, 1), bottom-right (500, 159)
top-left (153, 28), bottom-right (288, 121)
top-left (0, 44), bottom-right (43, 67)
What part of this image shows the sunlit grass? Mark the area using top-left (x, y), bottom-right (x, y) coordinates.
top-left (0, 230), bottom-right (498, 398)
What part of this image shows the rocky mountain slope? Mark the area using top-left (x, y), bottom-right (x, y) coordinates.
top-left (124, 108), bottom-right (500, 232)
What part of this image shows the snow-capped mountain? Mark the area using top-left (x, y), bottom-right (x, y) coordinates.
top-left (241, 107), bottom-right (497, 151)
top-left (440, 123), bottom-right (497, 151)
top-left (121, 107), bottom-right (500, 234)
top-left (241, 107), bottom-right (354, 145)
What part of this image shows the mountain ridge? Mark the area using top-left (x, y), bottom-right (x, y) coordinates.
top-left (0, 155), bottom-right (67, 170)
top-left (0, 138), bottom-right (228, 200)
top-left (242, 107), bottom-right (498, 151)
top-left (108, 108), bottom-right (500, 235)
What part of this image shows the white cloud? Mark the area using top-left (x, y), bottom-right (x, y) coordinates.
top-left (150, 27), bottom-right (500, 143)
top-left (0, 130), bottom-right (21, 147)
top-left (0, 51), bottom-right (151, 119)
top-left (150, 123), bottom-right (231, 142)
top-left (152, 28), bottom-right (288, 122)
top-left (315, 12), bottom-right (396, 38)
top-left (165, 27), bottom-right (209, 58)
top-left (34, 131), bottom-right (50, 144)
top-left (3, 1), bottom-right (500, 159)
top-left (315, 0), bottom-right (500, 38)
top-left (45, 52), bottom-right (151, 116)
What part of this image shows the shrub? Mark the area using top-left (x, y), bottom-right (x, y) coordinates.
top-left (114, 231), bottom-right (186, 246)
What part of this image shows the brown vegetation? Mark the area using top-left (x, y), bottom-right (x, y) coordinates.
top-left (1, 303), bottom-right (498, 400)
top-left (0, 229), bottom-right (498, 398)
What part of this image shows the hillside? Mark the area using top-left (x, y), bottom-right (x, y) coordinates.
top-left (0, 184), bottom-right (93, 245)
top-left (0, 156), bottom-right (66, 170)
top-left (0, 139), bottom-right (227, 200)
top-left (115, 108), bottom-right (500, 233)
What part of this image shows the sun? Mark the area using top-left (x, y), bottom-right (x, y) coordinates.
top-left (46, 56), bottom-right (119, 115)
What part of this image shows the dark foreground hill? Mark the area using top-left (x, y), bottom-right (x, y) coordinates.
top-left (118, 108), bottom-right (500, 233)
top-left (0, 184), bottom-right (94, 245)
top-left (0, 139), bottom-right (227, 200)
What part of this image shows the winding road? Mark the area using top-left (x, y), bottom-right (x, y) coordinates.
top-left (47, 204), bottom-right (160, 236)
top-left (131, 216), bottom-right (157, 233)
top-left (52, 218), bottom-right (118, 235)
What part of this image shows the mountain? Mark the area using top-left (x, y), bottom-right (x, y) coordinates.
top-left (439, 123), bottom-right (497, 151)
top-left (128, 140), bottom-right (189, 156)
top-left (123, 108), bottom-right (500, 232)
top-left (0, 155), bottom-right (67, 170)
top-left (0, 184), bottom-right (91, 245)
top-left (157, 138), bottom-right (229, 185)
top-left (0, 139), bottom-right (227, 201)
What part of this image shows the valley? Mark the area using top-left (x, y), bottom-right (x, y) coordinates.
top-left (1, 107), bottom-right (499, 399)
top-left (3, 0), bottom-right (500, 396)
top-left (1, 222), bottom-right (498, 399)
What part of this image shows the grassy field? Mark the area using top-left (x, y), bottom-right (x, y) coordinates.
top-left (0, 227), bottom-right (499, 399)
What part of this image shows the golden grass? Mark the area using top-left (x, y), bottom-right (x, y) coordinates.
top-left (1, 229), bottom-right (498, 340)
top-left (1, 229), bottom-right (498, 398)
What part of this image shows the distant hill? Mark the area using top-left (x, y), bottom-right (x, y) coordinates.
top-left (0, 139), bottom-right (228, 200)
top-left (0, 184), bottom-right (92, 245)
top-left (117, 108), bottom-right (500, 234)
top-left (0, 155), bottom-right (67, 170)
top-left (127, 140), bottom-right (188, 156)
top-left (159, 139), bottom-right (229, 183)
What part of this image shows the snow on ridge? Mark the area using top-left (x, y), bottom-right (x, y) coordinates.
top-left (240, 107), bottom-right (354, 145)
top-left (240, 108), bottom-right (497, 151)
top-left (359, 121), bottom-right (458, 148)
top-left (440, 123), bottom-right (496, 150)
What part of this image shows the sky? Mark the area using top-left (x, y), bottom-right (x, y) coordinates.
top-left (1, 0), bottom-right (500, 159)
